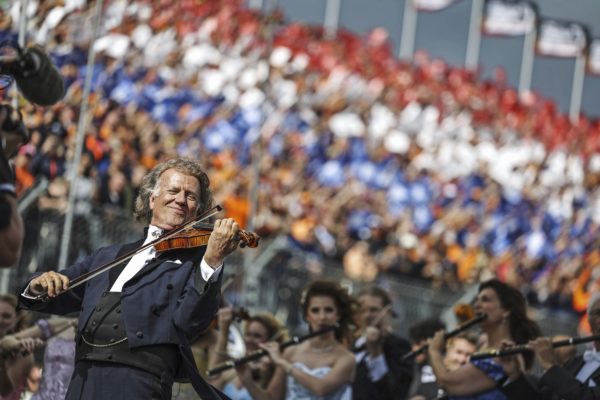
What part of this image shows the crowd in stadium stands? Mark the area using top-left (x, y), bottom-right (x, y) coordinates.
top-left (3, 0), bottom-right (600, 321)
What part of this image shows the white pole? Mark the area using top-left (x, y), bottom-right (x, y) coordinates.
top-left (324, 0), bottom-right (341, 39)
top-left (569, 53), bottom-right (586, 123)
top-left (17, 0), bottom-right (28, 49)
top-left (248, 0), bottom-right (263, 10)
top-left (399, 0), bottom-right (418, 61)
top-left (465, 0), bottom-right (484, 70)
top-left (58, 0), bottom-right (104, 270)
top-left (518, 28), bottom-right (536, 94)
top-left (12, 0), bottom-right (29, 109)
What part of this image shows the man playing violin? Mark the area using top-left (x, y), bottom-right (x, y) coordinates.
top-left (18, 158), bottom-right (240, 400)
top-left (353, 286), bottom-right (414, 400)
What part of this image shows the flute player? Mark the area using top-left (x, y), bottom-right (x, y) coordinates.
top-left (426, 279), bottom-right (541, 400)
top-left (501, 292), bottom-right (600, 400)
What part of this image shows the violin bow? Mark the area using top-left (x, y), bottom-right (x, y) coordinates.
top-left (33, 205), bottom-right (223, 302)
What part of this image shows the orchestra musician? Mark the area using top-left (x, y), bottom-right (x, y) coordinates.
top-left (18, 158), bottom-right (242, 400)
top-left (352, 286), bottom-right (413, 400)
top-left (0, 294), bottom-right (40, 399)
top-left (238, 279), bottom-right (357, 400)
top-left (207, 308), bottom-right (288, 399)
top-left (427, 279), bottom-right (541, 400)
top-left (501, 291), bottom-right (600, 400)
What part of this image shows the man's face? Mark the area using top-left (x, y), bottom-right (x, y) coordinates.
top-left (149, 169), bottom-right (201, 230)
top-left (358, 294), bottom-right (387, 329)
top-left (444, 337), bottom-right (476, 371)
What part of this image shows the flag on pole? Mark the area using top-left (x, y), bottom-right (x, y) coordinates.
top-left (536, 19), bottom-right (588, 58)
top-left (482, 0), bottom-right (536, 36)
top-left (588, 39), bottom-right (600, 75)
top-left (412, 0), bottom-right (455, 12)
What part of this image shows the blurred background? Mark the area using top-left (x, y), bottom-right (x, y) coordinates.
top-left (2, 0), bottom-right (600, 339)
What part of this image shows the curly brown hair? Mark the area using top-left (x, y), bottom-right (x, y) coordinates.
top-left (133, 158), bottom-right (213, 224)
top-left (301, 279), bottom-right (357, 345)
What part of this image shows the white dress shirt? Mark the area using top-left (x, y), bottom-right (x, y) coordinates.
top-left (576, 349), bottom-right (600, 387)
top-left (354, 335), bottom-right (390, 382)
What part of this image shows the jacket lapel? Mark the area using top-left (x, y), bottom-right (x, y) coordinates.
top-left (564, 355), bottom-right (586, 376)
top-left (590, 365), bottom-right (600, 386)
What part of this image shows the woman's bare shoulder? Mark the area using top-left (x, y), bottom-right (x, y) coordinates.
top-left (333, 344), bottom-right (355, 363)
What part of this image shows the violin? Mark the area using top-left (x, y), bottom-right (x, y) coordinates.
top-left (231, 307), bottom-right (251, 321)
top-left (154, 222), bottom-right (260, 252)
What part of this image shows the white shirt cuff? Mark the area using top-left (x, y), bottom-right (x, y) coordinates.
top-left (366, 354), bottom-right (389, 382)
top-left (200, 258), bottom-right (223, 281)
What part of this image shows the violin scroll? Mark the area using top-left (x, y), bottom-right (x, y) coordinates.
top-left (231, 307), bottom-right (251, 321)
top-left (237, 230), bottom-right (260, 248)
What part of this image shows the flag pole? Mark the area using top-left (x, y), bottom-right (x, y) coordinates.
top-left (399, 0), bottom-right (418, 61)
top-left (324, 0), bottom-right (341, 39)
top-left (569, 52), bottom-right (586, 123)
top-left (465, 0), bottom-right (484, 70)
top-left (248, 0), bottom-right (263, 9)
top-left (518, 27), bottom-right (536, 94)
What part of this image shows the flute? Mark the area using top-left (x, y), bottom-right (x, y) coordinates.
top-left (402, 313), bottom-right (487, 361)
top-left (0, 320), bottom-right (76, 358)
top-left (207, 324), bottom-right (338, 377)
top-left (469, 334), bottom-right (600, 361)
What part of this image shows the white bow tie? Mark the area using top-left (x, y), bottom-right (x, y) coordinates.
top-left (583, 350), bottom-right (600, 363)
top-left (150, 229), bottom-right (163, 240)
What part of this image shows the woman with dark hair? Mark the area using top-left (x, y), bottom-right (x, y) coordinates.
top-left (426, 279), bottom-right (541, 399)
top-left (239, 279), bottom-right (357, 400)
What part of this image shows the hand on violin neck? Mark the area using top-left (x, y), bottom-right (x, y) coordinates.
top-left (217, 307), bottom-right (234, 331)
top-left (203, 218), bottom-right (240, 268)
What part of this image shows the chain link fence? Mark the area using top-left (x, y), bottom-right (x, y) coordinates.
top-left (7, 205), bottom-right (141, 295)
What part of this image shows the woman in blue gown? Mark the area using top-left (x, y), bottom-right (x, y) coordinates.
top-left (427, 279), bottom-right (541, 400)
